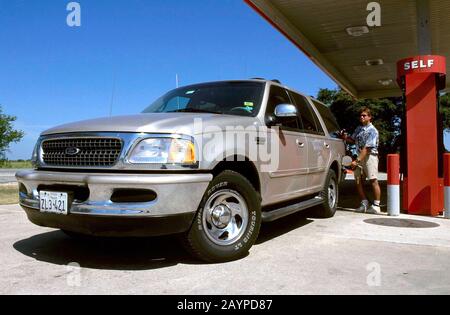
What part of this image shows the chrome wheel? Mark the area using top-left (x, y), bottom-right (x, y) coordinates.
top-left (328, 178), bottom-right (337, 209)
top-left (202, 189), bottom-right (249, 246)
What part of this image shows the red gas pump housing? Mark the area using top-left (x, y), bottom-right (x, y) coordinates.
top-left (397, 55), bottom-right (446, 216)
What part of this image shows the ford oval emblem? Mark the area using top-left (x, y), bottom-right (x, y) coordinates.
top-left (65, 147), bottom-right (81, 156)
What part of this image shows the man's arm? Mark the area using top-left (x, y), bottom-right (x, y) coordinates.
top-left (351, 147), bottom-right (370, 169)
top-left (357, 147), bottom-right (369, 162)
top-left (342, 133), bottom-right (356, 144)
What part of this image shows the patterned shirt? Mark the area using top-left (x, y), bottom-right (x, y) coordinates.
top-left (351, 123), bottom-right (379, 155)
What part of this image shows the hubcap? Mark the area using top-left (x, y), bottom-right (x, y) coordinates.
top-left (202, 190), bottom-right (249, 246)
top-left (211, 205), bottom-right (232, 229)
top-left (328, 179), bottom-right (337, 209)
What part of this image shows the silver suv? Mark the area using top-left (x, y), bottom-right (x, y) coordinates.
top-left (16, 79), bottom-right (345, 262)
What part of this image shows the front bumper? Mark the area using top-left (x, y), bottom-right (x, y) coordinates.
top-left (16, 170), bottom-right (212, 236)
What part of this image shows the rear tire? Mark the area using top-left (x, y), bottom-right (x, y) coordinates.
top-left (183, 170), bottom-right (262, 263)
top-left (314, 169), bottom-right (338, 218)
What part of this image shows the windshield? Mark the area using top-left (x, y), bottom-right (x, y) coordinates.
top-left (142, 81), bottom-right (265, 117)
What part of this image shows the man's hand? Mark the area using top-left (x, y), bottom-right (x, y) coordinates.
top-left (351, 160), bottom-right (358, 170)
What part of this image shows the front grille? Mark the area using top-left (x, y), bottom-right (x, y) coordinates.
top-left (42, 138), bottom-right (123, 167)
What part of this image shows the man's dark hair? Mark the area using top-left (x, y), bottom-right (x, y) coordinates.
top-left (360, 107), bottom-right (372, 118)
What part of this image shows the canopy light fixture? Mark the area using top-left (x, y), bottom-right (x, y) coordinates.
top-left (346, 26), bottom-right (369, 37)
top-left (365, 59), bottom-right (384, 66)
top-left (378, 79), bottom-right (393, 86)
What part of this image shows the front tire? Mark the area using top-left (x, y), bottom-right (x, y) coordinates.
top-left (183, 170), bottom-right (262, 263)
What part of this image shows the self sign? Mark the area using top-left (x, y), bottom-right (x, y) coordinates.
top-left (397, 55), bottom-right (446, 78)
top-left (404, 59), bottom-right (435, 71)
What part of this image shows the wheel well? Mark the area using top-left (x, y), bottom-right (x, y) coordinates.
top-left (212, 157), bottom-right (261, 193)
top-left (330, 160), bottom-right (340, 179)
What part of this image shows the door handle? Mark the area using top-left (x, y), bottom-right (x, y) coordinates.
top-left (296, 139), bottom-right (305, 148)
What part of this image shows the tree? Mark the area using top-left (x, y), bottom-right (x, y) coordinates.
top-left (317, 88), bottom-right (450, 171)
top-left (440, 93), bottom-right (450, 131)
top-left (0, 105), bottom-right (24, 161)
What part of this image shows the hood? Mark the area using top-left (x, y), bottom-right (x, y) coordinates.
top-left (41, 113), bottom-right (260, 136)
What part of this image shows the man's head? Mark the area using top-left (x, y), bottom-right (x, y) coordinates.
top-left (359, 107), bottom-right (372, 126)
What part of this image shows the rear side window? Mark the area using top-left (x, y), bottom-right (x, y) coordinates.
top-left (311, 99), bottom-right (341, 138)
top-left (289, 92), bottom-right (324, 135)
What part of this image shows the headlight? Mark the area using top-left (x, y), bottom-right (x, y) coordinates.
top-left (128, 138), bottom-right (196, 165)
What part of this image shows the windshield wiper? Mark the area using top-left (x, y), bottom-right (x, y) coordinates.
top-left (168, 108), bottom-right (221, 114)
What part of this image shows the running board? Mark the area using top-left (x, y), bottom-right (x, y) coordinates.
top-left (261, 196), bottom-right (324, 222)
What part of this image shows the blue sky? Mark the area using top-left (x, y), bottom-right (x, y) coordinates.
top-left (0, 0), bottom-right (448, 159)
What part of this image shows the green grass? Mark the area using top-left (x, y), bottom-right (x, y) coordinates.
top-left (0, 160), bottom-right (33, 169)
top-left (0, 184), bottom-right (18, 205)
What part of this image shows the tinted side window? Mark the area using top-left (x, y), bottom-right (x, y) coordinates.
top-left (265, 86), bottom-right (300, 131)
top-left (289, 92), bottom-right (324, 135)
top-left (312, 100), bottom-right (341, 138)
top-left (310, 106), bottom-right (325, 135)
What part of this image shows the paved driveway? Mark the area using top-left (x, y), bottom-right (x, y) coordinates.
top-left (1, 201), bottom-right (450, 295)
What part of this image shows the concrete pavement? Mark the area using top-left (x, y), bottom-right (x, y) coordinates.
top-left (1, 202), bottom-right (450, 295)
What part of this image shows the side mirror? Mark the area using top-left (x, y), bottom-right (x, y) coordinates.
top-left (274, 104), bottom-right (297, 118)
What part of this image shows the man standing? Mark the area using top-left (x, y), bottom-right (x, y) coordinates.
top-left (343, 107), bottom-right (381, 214)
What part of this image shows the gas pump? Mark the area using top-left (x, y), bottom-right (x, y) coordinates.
top-left (397, 55), bottom-right (446, 216)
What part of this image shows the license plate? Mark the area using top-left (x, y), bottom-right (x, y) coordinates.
top-left (40, 191), bottom-right (69, 215)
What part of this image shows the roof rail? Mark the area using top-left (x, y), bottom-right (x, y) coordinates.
top-left (250, 78), bottom-right (282, 84)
